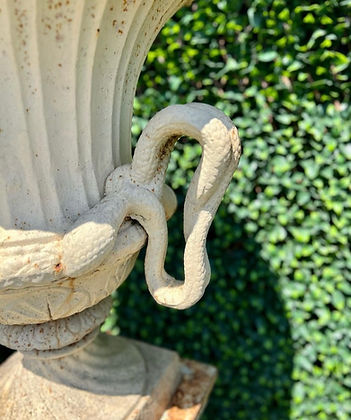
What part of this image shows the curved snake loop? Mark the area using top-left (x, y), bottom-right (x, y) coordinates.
top-left (0, 103), bottom-right (241, 310)
top-left (129, 103), bottom-right (241, 309)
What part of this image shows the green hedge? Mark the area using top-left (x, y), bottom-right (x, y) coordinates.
top-left (111, 0), bottom-right (351, 419)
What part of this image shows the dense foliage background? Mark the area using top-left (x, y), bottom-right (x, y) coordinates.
top-left (1, 1), bottom-right (350, 419)
top-left (114, 0), bottom-right (351, 419)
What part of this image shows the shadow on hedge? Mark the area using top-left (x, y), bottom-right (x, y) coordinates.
top-left (0, 213), bottom-right (294, 420)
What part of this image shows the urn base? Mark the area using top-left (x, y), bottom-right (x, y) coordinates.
top-left (0, 334), bottom-right (181, 420)
top-left (0, 334), bottom-right (217, 420)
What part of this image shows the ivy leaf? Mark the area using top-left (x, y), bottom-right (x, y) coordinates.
top-left (258, 50), bottom-right (278, 62)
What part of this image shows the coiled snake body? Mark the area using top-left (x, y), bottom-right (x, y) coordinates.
top-left (0, 103), bottom-right (241, 310)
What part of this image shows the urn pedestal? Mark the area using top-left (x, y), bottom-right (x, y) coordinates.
top-left (0, 1), bottom-right (241, 418)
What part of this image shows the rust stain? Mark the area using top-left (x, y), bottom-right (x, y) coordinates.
top-left (155, 136), bottom-right (178, 175)
top-left (54, 262), bottom-right (63, 273)
top-left (56, 32), bottom-right (64, 42)
top-left (164, 360), bottom-right (217, 420)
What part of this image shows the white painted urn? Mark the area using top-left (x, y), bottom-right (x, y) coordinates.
top-left (0, 1), bottom-right (241, 418)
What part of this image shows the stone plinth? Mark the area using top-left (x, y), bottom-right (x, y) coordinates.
top-left (162, 360), bottom-right (218, 420)
top-left (0, 335), bottom-right (216, 420)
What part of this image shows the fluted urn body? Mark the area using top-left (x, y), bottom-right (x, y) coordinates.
top-left (0, 0), bottom-right (241, 390)
top-left (0, 0), bottom-right (188, 231)
top-left (0, 0), bottom-right (189, 329)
